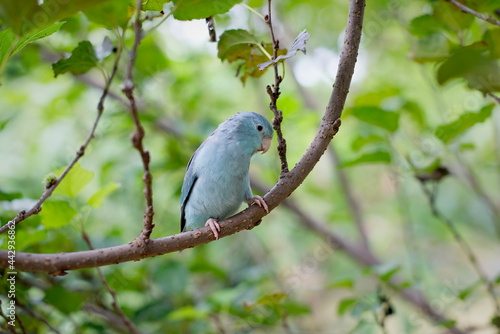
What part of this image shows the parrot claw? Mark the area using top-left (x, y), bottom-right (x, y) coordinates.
top-left (205, 218), bottom-right (221, 240)
top-left (248, 195), bottom-right (269, 213)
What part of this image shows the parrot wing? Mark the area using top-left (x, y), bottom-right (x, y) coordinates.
top-left (180, 150), bottom-right (200, 232)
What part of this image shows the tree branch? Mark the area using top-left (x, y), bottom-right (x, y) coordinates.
top-left (0, 0), bottom-right (364, 274)
top-left (445, 0), bottom-right (500, 27)
top-left (121, 0), bottom-right (155, 242)
top-left (265, 0), bottom-right (289, 174)
top-left (0, 44), bottom-right (123, 235)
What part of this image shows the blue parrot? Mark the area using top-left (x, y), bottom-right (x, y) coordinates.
top-left (181, 111), bottom-right (274, 239)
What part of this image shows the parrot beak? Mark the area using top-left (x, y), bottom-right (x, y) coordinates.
top-left (259, 137), bottom-right (272, 154)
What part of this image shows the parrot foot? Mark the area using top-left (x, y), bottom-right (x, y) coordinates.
top-left (248, 195), bottom-right (269, 213)
top-left (205, 218), bottom-right (221, 240)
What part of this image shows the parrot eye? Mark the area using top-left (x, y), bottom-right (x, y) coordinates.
top-left (257, 125), bottom-right (264, 132)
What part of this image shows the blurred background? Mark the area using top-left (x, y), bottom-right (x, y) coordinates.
top-left (1, 0), bottom-right (500, 333)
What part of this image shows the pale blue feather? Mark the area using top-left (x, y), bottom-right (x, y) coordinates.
top-left (181, 111), bottom-right (273, 232)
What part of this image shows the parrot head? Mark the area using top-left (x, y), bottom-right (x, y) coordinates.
top-left (216, 111), bottom-right (273, 156)
top-left (236, 111), bottom-right (273, 155)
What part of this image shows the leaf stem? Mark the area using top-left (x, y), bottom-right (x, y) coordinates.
top-left (255, 42), bottom-right (272, 60)
top-left (241, 3), bottom-right (266, 22)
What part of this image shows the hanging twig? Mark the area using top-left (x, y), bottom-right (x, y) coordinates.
top-left (418, 180), bottom-right (500, 316)
top-left (0, 300), bottom-right (17, 334)
top-left (452, 154), bottom-right (500, 237)
top-left (0, 43), bottom-right (123, 235)
top-left (81, 231), bottom-right (142, 334)
top-left (265, 0), bottom-right (289, 174)
top-left (329, 145), bottom-right (371, 251)
top-left (15, 300), bottom-right (60, 334)
top-left (122, 0), bottom-right (155, 243)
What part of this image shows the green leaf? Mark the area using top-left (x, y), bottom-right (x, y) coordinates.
top-left (0, 189), bottom-right (23, 201)
top-left (329, 278), bottom-right (354, 289)
top-left (341, 150), bottom-right (392, 168)
top-left (419, 158), bottom-right (442, 173)
top-left (44, 285), bottom-right (85, 314)
top-left (435, 104), bottom-right (494, 143)
top-left (0, 0), bottom-right (111, 35)
top-left (87, 182), bottom-right (120, 208)
top-left (16, 228), bottom-right (47, 251)
top-left (218, 29), bottom-right (262, 61)
top-left (143, 0), bottom-right (169, 11)
top-left (12, 22), bottom-right (65, 56)
top-left (492, 315), bottom-right (500, 328)
top-left (351, 134), bottom-right (385, 151)
top-left (439, 319), bottom-right (457, 329)
top-left (168, 306), bottom-right (208, 321)
top-left (377, 264), bottom-right (401, 282)
top-left (409, 33), bottom-right (449, 63)
top-left (495, 273), bottom-right (500, 284)
top-left (153, 260), bottom-right (189, 296)
top-left (258, 30), bottom-right (310, 70)
top-left (458, 143), bottom-right (475, 151)
top-left (40, 200), bottom-right (77, 228)
top-left (255, 292), bottom-right (287, 306)
top-left (437, 44), bottom-right (500, 92)
top-left (408, 14), bottom-right (446, 37)
top-left (53, 163), bottom-right (95, 198)
top-left (483, 28), bottom-right (500, 59)
top-left (337, 298), bottom-right (357, 315)
top-left (432, 0), bottom-right (473, 33)
top-left (189, 256), bottom-right (227, 280)
top-left (84, 0), bottom-right (130, 29)
top-left (134, 35), bottom-right (170, 79)
top-left (218, 29), bottom-right (283, 83)
top-left (401, 100), bottom-right (426, 128)
top-left (172, 0), bottom-right (242, 20)
top-left (0, 22), bottom-right (64, 73)
top-left (458, 280), bottom-right (480, 300)
top-left (52, 41), bottom-right (98, 77)
top-left (350, 106), bottom-right (400, 133)
top-left (279, 300), bottom-right (310, 316)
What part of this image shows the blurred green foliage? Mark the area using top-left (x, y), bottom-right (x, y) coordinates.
top-left (0, 0), bottom-right (500, 333)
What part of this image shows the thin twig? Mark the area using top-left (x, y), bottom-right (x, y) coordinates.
top-left (453, 154), bottom-right (500, 238)
top-left (250, 179), bottom-right (467, 334)
top-left (265, 0), bottom-right (289, 174)
top-left (83, 304), bottom-right (138, 332)
top-left (418, 180), bottom-right (500, 316)
top-left (81, 231), bottom-right (141, 334)
top-left (488, 92), bottom-right (500, 104)
top-left (122, 0), bottom-right (155, 242)
top-left (0, 44), bottom-right (123, 235)
top-left (0, 300), bottom-right (17, 334)
top-left (329, 145), bottom-right (371, 251)
top-left (445, 0), bottom-right (500, 27)
top-left (16, 300), bottom-right (61, 334)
